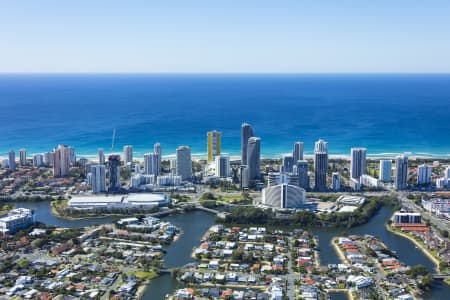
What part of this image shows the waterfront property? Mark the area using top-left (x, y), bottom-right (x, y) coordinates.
top-left (67, 193), bottom-right (171, 211)
top-left (0, 208), bottom-right (35, 234)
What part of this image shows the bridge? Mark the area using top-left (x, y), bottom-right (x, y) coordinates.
top-left (178, 202), bottom-right (229, 218)
top-left (148, 208), bottom-right (181, 218)
top-left (432, 273), bottom-right (450, 279)
top-left (159, 263), bottom-right (197, 274)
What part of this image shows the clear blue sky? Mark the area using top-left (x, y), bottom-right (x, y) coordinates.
top-left (1, 0), bottom-right (449, 73)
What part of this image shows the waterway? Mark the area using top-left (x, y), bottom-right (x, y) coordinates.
top-left (8, 201), bottom-right (450, 299)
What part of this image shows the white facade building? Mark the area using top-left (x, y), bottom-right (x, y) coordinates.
top-left (262, 183), bottom-right (306, 209)
top-left (157, 175), bottom-right (182, 186)
top-left (91, 164), bottom-right (106, 193)
top-left (0, 208), bottom-right (35, 234)
top-left (144, 153), bottom-right (159, 176)
top-left (360, 174), bottom-right (380, 188)
top-left (68, 193), bottom-right (170, 211)
top-left (422, 198), bottom-right (450, 216)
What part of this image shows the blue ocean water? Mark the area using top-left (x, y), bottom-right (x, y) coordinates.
top-left (0, 74), bottom-right (449, 158)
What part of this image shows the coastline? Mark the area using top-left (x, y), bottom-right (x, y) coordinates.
top-left (1, 152), bottom-right (450, 162)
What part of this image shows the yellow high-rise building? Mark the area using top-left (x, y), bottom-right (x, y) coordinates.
top-left (207, 130), bottom-right (221, 162)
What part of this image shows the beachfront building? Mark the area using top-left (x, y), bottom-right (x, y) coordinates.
top-left (98, 148), bottom-right (105, 164)
top-left (417, 164), bottom-right (432, 185)
top-left (215, 154), bottom-right (230, 178)
top-left (176, 146), bottom-right (192, 181)
top-left (241, 123), bottom-right (254, 166)
top-left (19, 148), bottom-right (27, 166)
top-left (123, 145), bottom-right (133, 167)
top-left (53, 145), bottom-right (71, 177)
top-left (207, 130), bottom-right (221, 162)
top-left (68, 193), bottom-right (171, 211)
top-left (247, 137), bottom-right (261, 187)
top-left (108, 154), bottom-right (121, 191)
top-left (154, 143), bottom-right (162, 173)
top-left (394, 155), bottom-right (408, 190)
top-left (350, 147), bottom-right (367, 180)
top-left (314, 139), bottom-right (328, 192)
top-left (0, 208), bottom-right (36, 235)
top-left (262, 183), bottom-right (306, 209)
top-left (293, 141), bottom-right (304, 162)
top-left (8, 149), bottom-right (15, 171)
top-left (379, 159), bottom-right (392, 182)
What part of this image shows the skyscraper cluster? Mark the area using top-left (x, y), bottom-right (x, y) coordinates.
top-left (240, 123), bottom-right (262, 188)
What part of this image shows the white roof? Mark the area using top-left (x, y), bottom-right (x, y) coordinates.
top-left (127, 193), bottom-right (166, 202)
top-left (69, 195), bottom-right (123, 204)
top-left (338, 206), bottom-right (358, 213)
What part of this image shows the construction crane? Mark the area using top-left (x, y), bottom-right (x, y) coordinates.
top-left (111, 128), bottom-right (116, 152)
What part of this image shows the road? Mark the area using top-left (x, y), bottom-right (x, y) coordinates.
top-left (399, 194), bottom-right (450, 233)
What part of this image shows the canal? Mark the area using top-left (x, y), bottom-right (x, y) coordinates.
top-left (9, 201), bottom-right (450, 299)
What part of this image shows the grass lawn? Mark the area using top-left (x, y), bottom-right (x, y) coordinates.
top-left (129, 270), bottom-right (159, 281)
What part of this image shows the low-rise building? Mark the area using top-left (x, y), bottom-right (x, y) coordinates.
top-left (0, 208), bottom-right (35, 234)
top-left (68, 193), bottom-right (171, 211)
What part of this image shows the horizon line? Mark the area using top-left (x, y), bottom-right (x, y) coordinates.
top-left (1, 71), bottom-right (450, 76)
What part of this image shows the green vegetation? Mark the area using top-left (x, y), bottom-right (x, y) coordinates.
top-left (0, 195), bottom-right (53, 203)
top-left (221, 195), bottom-right (398, 228)
top-left (200, 191), bottom-right (252, 205)
top-left (129, 270), bottom-right (158, 281)
top-left (406, 264), bottom-right (428, 278)
top-left (170, 193), bottom-right (192, 203)
top-left (406, 264), bottom-right (434, 290)
top-left (0, 203), bottom-right (13, 215)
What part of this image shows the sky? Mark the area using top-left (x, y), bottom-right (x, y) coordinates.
top-left (1, 0), bottom-right (450, 73)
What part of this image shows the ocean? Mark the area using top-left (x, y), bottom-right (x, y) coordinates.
top-left (0, 74), bottom-right (449, 159)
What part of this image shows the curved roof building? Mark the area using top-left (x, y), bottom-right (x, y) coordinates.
top-left (262, 183), bottom-right (306, 209)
